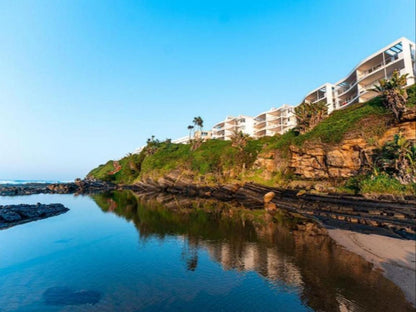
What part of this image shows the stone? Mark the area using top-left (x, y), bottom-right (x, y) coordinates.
top-left (264, 191), bottom-right (275, 204)
top-left (0, 204), bottom-right (69, 229)
top-left (265, 202), bottom-right (277, 212)
top-left (296, 190), bottom-right (306, 196)
top-left (0, 210), bottom-right (22, 222)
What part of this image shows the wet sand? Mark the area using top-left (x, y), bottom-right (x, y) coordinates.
top-left (328, 229), bottom-right (416, 306)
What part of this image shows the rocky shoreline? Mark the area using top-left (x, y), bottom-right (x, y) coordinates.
top-left (1, 179), bottom-right (415, 239)
top-left (131, 178), bottom-right (416, 239)
top-left (0, 203), bottom-right (69, 229)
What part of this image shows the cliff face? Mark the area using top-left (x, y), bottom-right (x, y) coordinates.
top-left (254, 114), bottom-right (416, 180)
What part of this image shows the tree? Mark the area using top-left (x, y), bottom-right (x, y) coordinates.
top-left (372, 70), bottom-right (408, 121)
top-left (187, 125), bottom-right (194, 141)
top-left (230, 129), bottom-right (249, 152)
top-left (230, 129), bottom-right (253, 172)
top-left (145, 135), bottom-right (160, 155)
top-left (294, 100), bottom-right (328, 134)
top-left (373, 133), bottom-right (416, 184)
top-left (193, 116), bottom-right (204, 131)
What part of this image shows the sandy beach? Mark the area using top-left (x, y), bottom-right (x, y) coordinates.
top-left (328, 229), bottom-right (416, 306)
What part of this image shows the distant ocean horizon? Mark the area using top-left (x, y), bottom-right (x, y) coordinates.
top-left (0, 179), bottom-right (72, 185)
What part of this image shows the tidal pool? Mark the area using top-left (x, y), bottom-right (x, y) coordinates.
top-left (0, 191), bottom-right (412, 311)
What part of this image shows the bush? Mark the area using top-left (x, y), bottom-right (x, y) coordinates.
top-left (359, 173), bottom-right (414, 196)
top-left (406, 84), bottom-right (416, 107)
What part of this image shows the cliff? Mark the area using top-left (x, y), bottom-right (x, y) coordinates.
top-left (88, 88), bottom-right (416, 197)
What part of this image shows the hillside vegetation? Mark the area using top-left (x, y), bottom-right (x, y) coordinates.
top-left (88, 85), bottom-right (416, 196)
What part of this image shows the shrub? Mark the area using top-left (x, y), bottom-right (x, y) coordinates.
top-left (359, 173), bottom-right (413, 196)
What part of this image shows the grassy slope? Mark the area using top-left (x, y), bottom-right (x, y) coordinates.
top-left (88, 85), bottom-right (415, 194)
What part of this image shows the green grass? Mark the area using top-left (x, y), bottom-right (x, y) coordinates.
top-left (359, 173), bottom-right (415, 197)
top-left (87, 160), bottom-right (115, 181)
top-left (87, 152), bottom-right (145, 183)
top-left (406, 84), bottom-right (416, 108)
top-left (261, 96), bottom-right (388, 155)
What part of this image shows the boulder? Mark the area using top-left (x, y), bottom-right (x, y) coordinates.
top-left (264, 192), bottom-right (275, 204)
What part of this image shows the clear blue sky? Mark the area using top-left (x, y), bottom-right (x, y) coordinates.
top-left (0, 0), bottom-right (414, 180)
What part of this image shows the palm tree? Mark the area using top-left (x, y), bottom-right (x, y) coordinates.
top-left (193, 116), bottom-right (204, 131)
top-left (309, 100), bottom-right (328, 129)
top-left (294, 102), bottom-right (310, 134)
top-left (187, 125), bottom-right (194, 141)
top-left (374, 133), bottom-right (416, 184)
top-left (294, 100), bottom-right (328, 134)
top-left (230, 129), bottom-right (249, 151)
top-left (372, 70), bottom-right (408, 121)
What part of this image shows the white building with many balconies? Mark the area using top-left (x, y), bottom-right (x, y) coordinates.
top-left (211, 115), bottom-right (255, 140)
top-left (253, 105), bottom-right (296, 138)
top-left (334, 37), bottom-right (415, 109)
top-left (301, 82), bottom-right (337, 113)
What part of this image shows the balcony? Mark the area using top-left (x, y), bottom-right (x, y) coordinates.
top-left (254, 120), bottom-right (266, 128)
top-left (312, 96), bottom-right (327, 104)
top-left (338, 93), bottom-right (359, 107)
top-left (357, 54), bottom-right (402, 80)
top-left (337, 82), bottom-right (357, 96)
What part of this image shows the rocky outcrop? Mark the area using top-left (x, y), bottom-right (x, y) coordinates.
top-left (250, 115), bottom-right (416, 180)
top-left (288, 119), bottom-right (415, 179)
top-left (0, 180), bottom-right (118, 196)
top-left (0, 203), bottom-right (69, 229)
top-left (126, 175), bottom-right (416, 238)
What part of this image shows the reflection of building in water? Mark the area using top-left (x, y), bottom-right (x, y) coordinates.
top-left (204, 240), bottom-right (302, 288)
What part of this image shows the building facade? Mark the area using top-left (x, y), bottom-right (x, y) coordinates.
top-left (253, 105), bottom-right (296, 138)
top-left (301, 83), bottom-right (337, 113)
top-left (299, 37), bottom-right (415, 113)
top-left (334, 37), bottom-right (415, 109)
top-left (211, 115), bottom-right (255, 140)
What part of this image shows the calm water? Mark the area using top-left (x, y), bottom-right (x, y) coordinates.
top-left (0, 191), bottom-right (412, 312)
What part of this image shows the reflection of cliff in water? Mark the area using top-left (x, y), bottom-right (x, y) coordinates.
top-left (92, 191), bottom-right (414, 312)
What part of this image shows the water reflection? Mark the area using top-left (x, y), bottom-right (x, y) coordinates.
top-left (92, 191), bottom-right (413, 312)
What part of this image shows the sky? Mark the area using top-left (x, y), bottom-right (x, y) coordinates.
top-left (0, 0), bottom-right (414, 180)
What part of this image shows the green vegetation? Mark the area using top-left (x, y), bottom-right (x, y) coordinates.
top-left (294, 100), bottom-right (328, 134)
top-left (406, 83), bottom-right (416, 108)
top-left (358, 174), bottom-right (415, 197)
top-left (342, 134), bottom-right (416, 196)
top-left (372, 70), bottom-right (409, 121)
top-left (264, 96), bottom-right (388, 154)
top-left (88, 152), bottom-right (145, 183)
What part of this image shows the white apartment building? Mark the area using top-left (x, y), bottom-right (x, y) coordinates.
top-left (301, 82), bottom-right (337, 113)
top-left (171, 130), bottom-right (212, 144)
top-left (253, 105), bottom-right (296, 138)
top-left (194, 130), bottom-right (212, 141)
top-left (172, 136), bottom-right (191, 144)
top-left (335, 37), bottom-right (415, 109)
top-left (299, 37), bottom-right (415, 112)
top-left (211, 115), bottom-right (255, 140)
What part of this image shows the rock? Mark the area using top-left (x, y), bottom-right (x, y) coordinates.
top-left (0, 204), bottom-right (69, 229)
top-left (265, 202), bottom-right (277, 212)
top-left (0, 210), bottom-right (22, 222)
top-left (264, 192), bottom-right (275, 204)
top-left (288, 118), bottom-right (416, 180)
top-left (296, 190), bottom-right (306, 196)
top-left (0, 180), bottom-right (117, 196)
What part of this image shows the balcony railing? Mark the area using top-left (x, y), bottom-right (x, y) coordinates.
top-left (337, 82), bottom-right (357, 96)
top-left (338, 93), bottom-right (359, 107)
top-left (312, 96), bottom-right (327, 104)
top-left (357, 54), bottom-right (401, 80)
